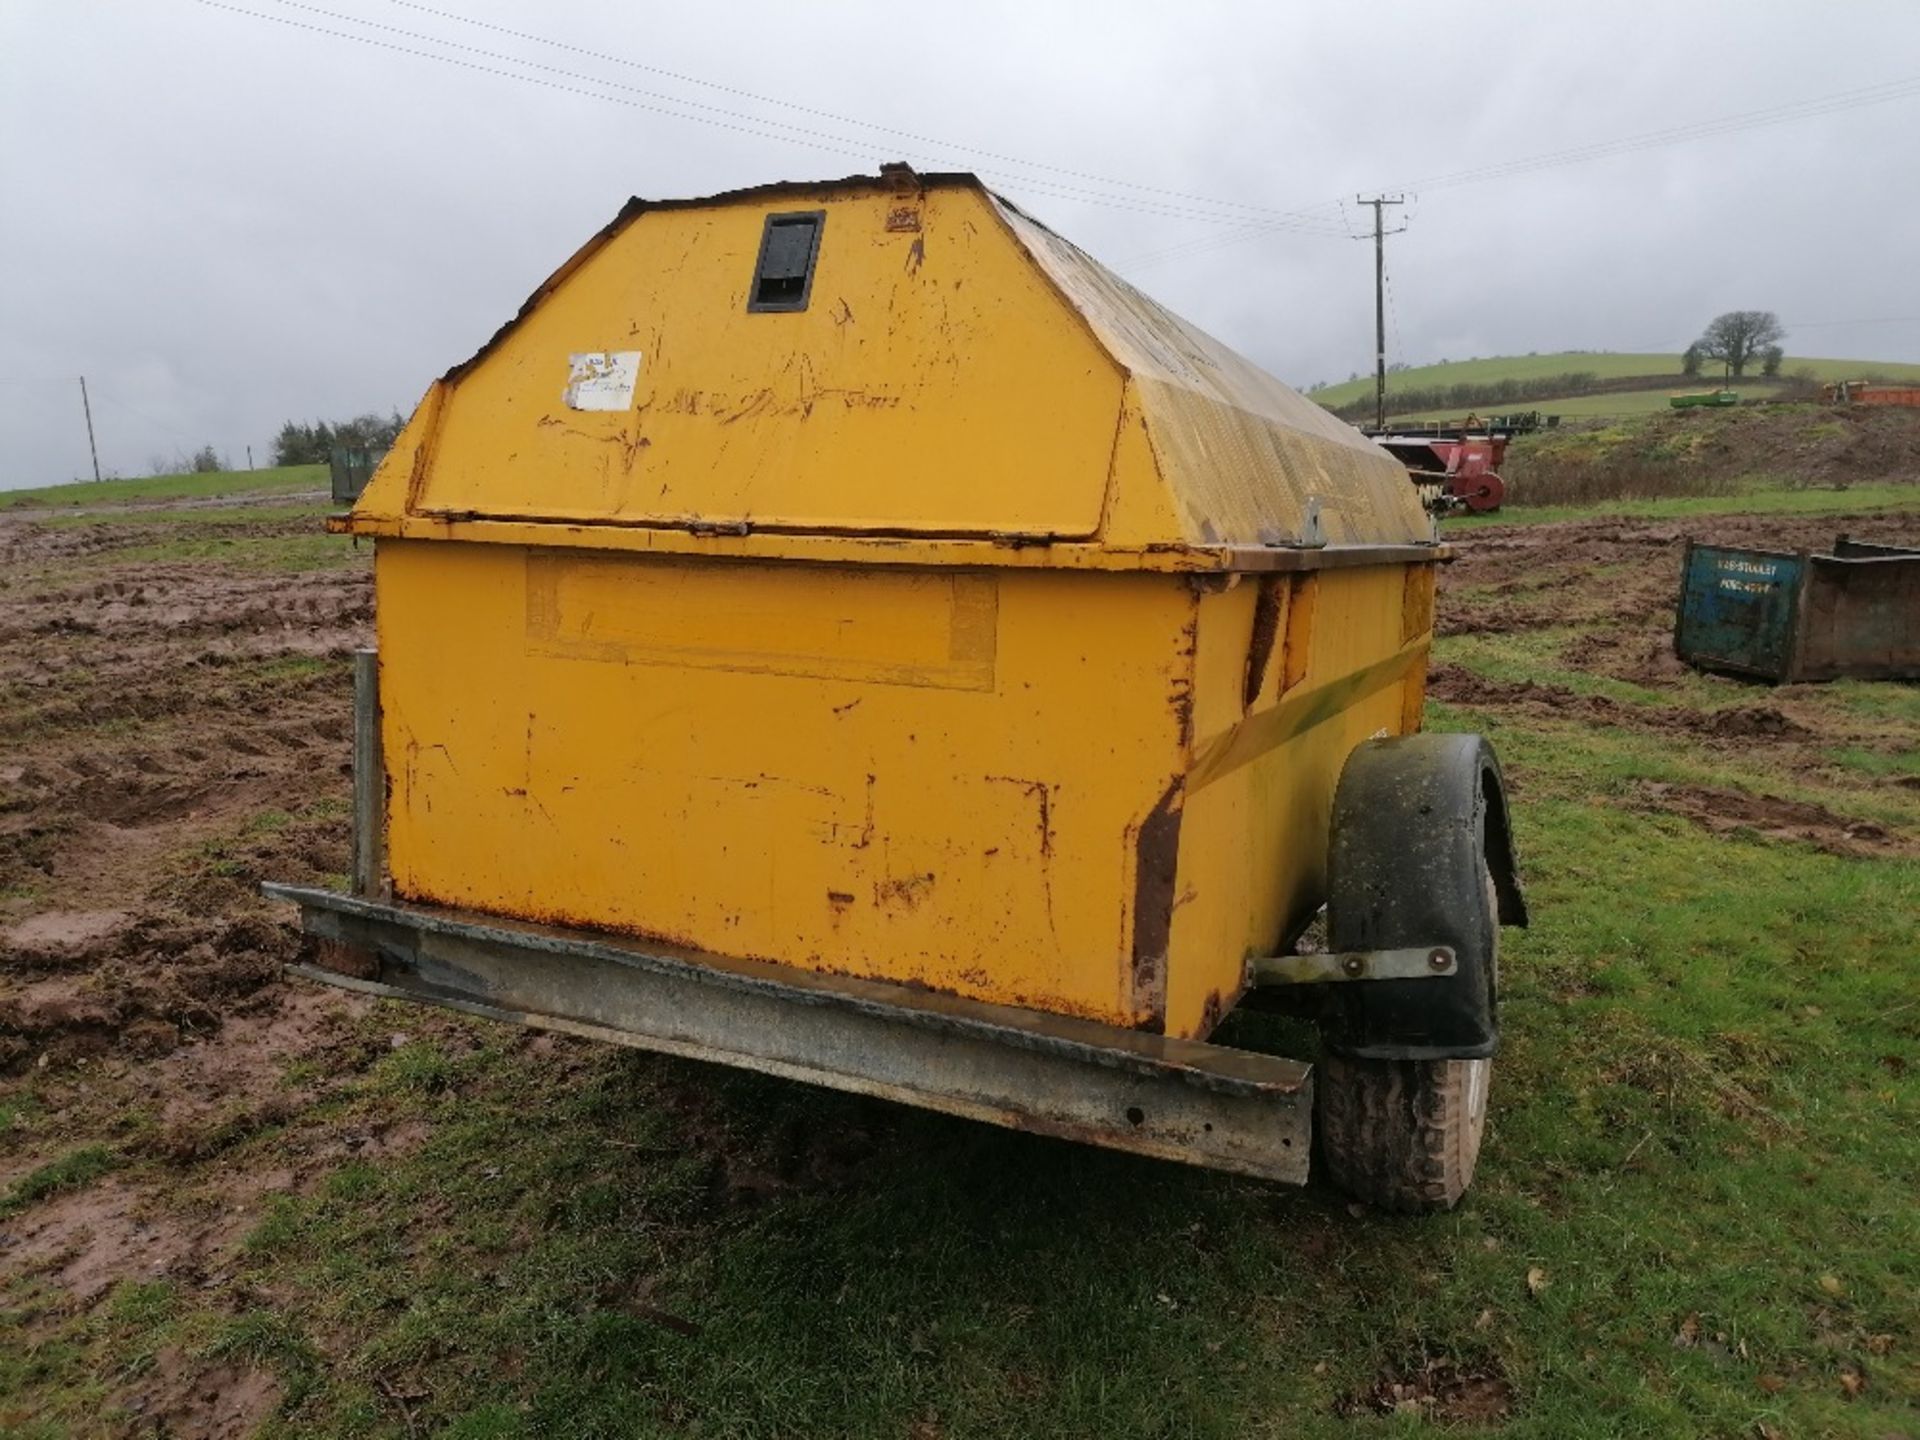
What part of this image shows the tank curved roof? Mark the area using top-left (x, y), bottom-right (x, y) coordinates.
top-left (345, 169), bottom-right (1433, 571)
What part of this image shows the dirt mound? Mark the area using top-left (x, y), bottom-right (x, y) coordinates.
top-left (1557, 628), bottom-right (1695, 687)
top-left (116, 1356), bottom-right (282, 1439)
top-left (0, 912), bottom-right (298, 1072)
top-left (1628, 781), bottom-right (1912, 858)
top-left (1502, 405), bottom-right (1920, 508)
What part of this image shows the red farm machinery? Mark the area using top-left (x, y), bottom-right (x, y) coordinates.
top-left (1363, 415), bottom-right (1541, 514)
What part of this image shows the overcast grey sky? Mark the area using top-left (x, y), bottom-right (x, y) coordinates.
top-left (3, 0), bottom-right (1917, 488)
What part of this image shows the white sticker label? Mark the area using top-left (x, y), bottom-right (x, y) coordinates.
top-left (562, 351), bottom-right (642, 411)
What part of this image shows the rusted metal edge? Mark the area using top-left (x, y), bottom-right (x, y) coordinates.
top-left (266, 884), bottom-right (1312, 1182)
top-left (331, 514), bottom-right (1445, 575)
top-left (262, 885), bottom-right (1309, 1096)
top-left (350, 651), bottom-right (383, 899)
top-left (1127, 777), bottom-right (1184, 1033)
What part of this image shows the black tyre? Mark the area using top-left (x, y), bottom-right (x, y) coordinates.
top-left (1316, 1048), bottom-right (1492, 1213)
top-left (1316, 869), bottom-right (1498, 1213)
top-left (1311, 732), bottom-right (1519, 1212)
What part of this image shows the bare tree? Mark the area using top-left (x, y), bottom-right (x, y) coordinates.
top-left (1693, 311), bottom-right (1786, 378)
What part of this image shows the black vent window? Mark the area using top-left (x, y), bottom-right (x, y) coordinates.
top-left (748, 211), bottom-right (824, 313)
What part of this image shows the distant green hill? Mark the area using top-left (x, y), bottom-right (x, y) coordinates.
top-left (1305, 351), bottom-right (1920, 420)
top-left (0, 464), bottom-right (327, 508)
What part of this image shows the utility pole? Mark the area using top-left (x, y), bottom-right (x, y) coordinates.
top-left (1357, 195), bottom-right (1405, 430)
top-left (78, 376), bottom-right (102, 482)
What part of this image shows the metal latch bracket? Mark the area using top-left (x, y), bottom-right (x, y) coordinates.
top-left (1250, 946), bottom-right (1456, 987)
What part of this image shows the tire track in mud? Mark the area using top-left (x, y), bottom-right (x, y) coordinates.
top-left (2, 514), bottom-right (372, 1072)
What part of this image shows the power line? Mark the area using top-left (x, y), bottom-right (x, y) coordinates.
top-left (1121, 71), bottom-right (1920, 272)
top-left (95, 388), bottom-right (198, 440)
top-left (377, 0), bottom-right (1358, 231)
top-left (204, 0), bottom-right (1351, 234)
top-left (1786, 315), bottom-right (1920, 328)
top-left (1388, 74), bottom-right (1920, 195)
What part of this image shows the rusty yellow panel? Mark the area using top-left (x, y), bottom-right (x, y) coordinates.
top-left (1165, 565), bottom-right (1425, 1038)
top-left (376, 540), bottom-right (1196, 1027)
top-left (415, 185), bottom-right (1122, 540)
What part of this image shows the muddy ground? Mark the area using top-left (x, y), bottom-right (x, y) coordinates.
top-left (1, 498), bottom-right (1915, 1433)
top-left (1, 508), bottom-right (375, 1432)
top-left (1433, 510), bottom-right (1920, 856)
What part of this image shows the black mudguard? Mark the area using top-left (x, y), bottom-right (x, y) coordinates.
top-left (1320, 733), bottom-right (1526, 1061)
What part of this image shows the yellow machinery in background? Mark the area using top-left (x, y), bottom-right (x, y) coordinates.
top-left (270, 167), bottom-right (1525, 1212)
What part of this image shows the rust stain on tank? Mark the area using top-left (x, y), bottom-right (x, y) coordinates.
top-left (1243, 577), bottom-right (1283, 710)
top-left (986, 774), bottom-right (1058, 935)
top-left (1197, 988), bottom-right (1225, 1038)
top-left (1127, 776), bottom-right (1184, 1034)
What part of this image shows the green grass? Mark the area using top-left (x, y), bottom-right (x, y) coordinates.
top-left (1449, 480), bottom-right (1920, 529)
top-left (1307, 351), bottom-right (1920, 411)
top-left (33, 502), bottom-right (333, 528)
top-left (0, 465), bottom-right (328, 510)
top-left (4, 497), bottom-right (363, 578)
top-left (0, 1146), bottom-right (118, 1219)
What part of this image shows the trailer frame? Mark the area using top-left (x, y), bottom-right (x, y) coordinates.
top-left (262, 650), bottom-right (1484, 1187)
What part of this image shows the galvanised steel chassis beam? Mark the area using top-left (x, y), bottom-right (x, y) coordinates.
top-left (265, 883), bottom-right (1316, 1183)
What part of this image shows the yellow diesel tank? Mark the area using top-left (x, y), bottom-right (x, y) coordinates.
top-left (284, 167), bottom-right (1525, 1209)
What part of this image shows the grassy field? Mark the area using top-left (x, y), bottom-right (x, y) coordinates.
top-left (4, 474), bottom-right (1918, 1437)
top-left (0, 464), bottom-right (328, 511)
top-left (1306, 352), bottom-right (1920, 413)
top-left (0, 468), bottom-right (354, 578)
top-left (1397, 389), bottom-right (1694, 423)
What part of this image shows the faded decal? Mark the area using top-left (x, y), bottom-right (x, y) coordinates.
top-left (562, 351), bottom-right (642, 411)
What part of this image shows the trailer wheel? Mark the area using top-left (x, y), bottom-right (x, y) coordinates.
top-left (1316, 1054), bottom-right (1490, 1213)
top-left (1316, 869), bottom-right (1497, 1213)
top-left (1311, 733), bottom-right (1520, 1212)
